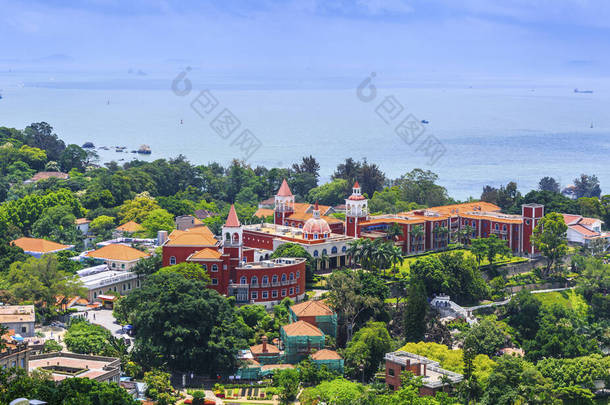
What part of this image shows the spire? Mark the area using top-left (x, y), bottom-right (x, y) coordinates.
top-left (277, 179), bottom-right (293, 197)
top-left (353, 181), bottom-right (360, 189)
top-left (313, 200), bottom-right (320, 219)
top-left (225, 204), bottom-right (240, 227)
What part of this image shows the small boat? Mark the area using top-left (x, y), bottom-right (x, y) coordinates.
top-left (421, 120), bottom-right (429, 124)
top-left (137, 144), bottom-right (152, 154)
top-left (591, 123), bottom-right (594, 128)
top-left (82, 142), bottom-right (95, 149)
top-left (574, 88), bottom-right (594, 94)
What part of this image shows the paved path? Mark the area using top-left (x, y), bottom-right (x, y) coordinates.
top-left (85, 309), bottom-right (127, 338)
top-left (463, 286), bottom-right (575, 311)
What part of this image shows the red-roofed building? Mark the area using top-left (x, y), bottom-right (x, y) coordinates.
top-left (562, 213), bottom-right (607, 246)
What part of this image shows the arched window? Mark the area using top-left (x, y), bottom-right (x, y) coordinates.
top-left (471, 220), bottom-right (476, 227)
top-left (281, 274), bottom-right (287, 282)
top-left (240, 276), bottom-right (247, 285)
top-left (313, 250), bottom-right (319, 257)
top-left (169, 256), bottom-right (176, 265)
top-left (262, 276), bottom-right (269, 285)
top-left (232, 233), bottom-right (240, 244)
top-left (289, 272), bottom-right (294, 280)
top-left (251, 276), bottom-right (258, 285)
top-left (495, 223), bottom-right (499, 230)
top-left (342, 246), bottom-right (347, 252)
top-left (322, 249), bottom-right (328, 256)
top-left (211, 264), bottom-right (218, 272)
top-left (272, 275), bottom-right (278, 283)
top-left (503, 225), bottom-right (507, 231)
top-left (202, 264), bottom-right (207, 271)
top-left (225, 232), bottom-right (231, 241)
top-left (331, 246), bottom-right (338, 254)
top-left (296, 271), bottom-right (300, 278)
top-left (314, 233), bottom-right (318, 239)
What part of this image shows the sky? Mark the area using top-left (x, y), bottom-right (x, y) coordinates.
top-left (1, 0), bottom-right (610, 83)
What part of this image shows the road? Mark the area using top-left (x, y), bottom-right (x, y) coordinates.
top-left (85, 308), bottom-right (127, 338)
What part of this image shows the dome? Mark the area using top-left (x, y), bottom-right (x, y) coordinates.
top-left (303, 217), bottom-right (331, 236)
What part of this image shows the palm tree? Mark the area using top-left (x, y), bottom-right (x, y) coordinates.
top-left (389, 245), bottom-right (404, 276)
top-left (433, 226), bottom-right (449, 249)
top-left (386, 223), bottom-right (403, 242)
top-left (374, 241), bottom-right (392, 276)
top-left (461, 225), bottom-right (475, 245)
top-left (320, 250), bottom-right (329, 271)
top-left (410, 225), bottom-right (424, 253)
top-left (359, 238), bottom-right (375, 270)
top-left (346, 239), bottom-right (362, 268)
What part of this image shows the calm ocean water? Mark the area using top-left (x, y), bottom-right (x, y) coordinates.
top-left (0, 70), bottom-right (609, 200)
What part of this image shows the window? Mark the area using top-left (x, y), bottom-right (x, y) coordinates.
top-left (21, 326), bottom-right (26, 333)
top-left (211, 264), bottom-right (218, 272)
top-left (240, 276), bottom-right (247, 284)
top-left (211, 278), bottom-right (218, 285)
top-left (136, 280), bottom-right (140, 287)
top-left (313, 250), bottom-right (319, 257)
top-left (314, 233), bottom-right (318, 239)
top-left (169, 256), bottom-right (176, 265)
top-left (251, 291), bottom-right (258, 300)
top-left (281, 289), bottom-right (287, 297)
top-left (121, 263), bottom-right (125, 269)
top-left (289, 287), bottom-right (294, 295)
top-left (281, 274), bottom-right (287, 282)
top-left (526, 219), bottom-right (531, 225)
top-left (388, 368), bottom-right (395, 376)
top-left (262, 275), bottom-right (269, 285)
top-left (251, 276), bottom-right (258, 285)
top-left (112, 262), bottom-right (116, 268)
top-left (296, 287), bottom-right (300, 293)
top-left (331, 246), bottom-right (338, 254)
top-left (349, 218), bottom-right (354, 223)
top-left (289, 272), bottom-right (294, 280)
top-left (342, 246), bottom-right (347, 252)
top-left (94, 292), bottom-right (97, 298)
top-left (471, 220), bottom-right (476, 227)
top-left (262, 291), bottom-right (268, 299)
top-left (495, 224), bottom-right (499, 230)
top-left (322, 249), bottom-right (328, 256)
top-left (503, 225), bottom-right (507, 231)
top-left (128, 283), bottom-right (131, 290)
top-left (272, 290), bottom-right (278, 298)
top-left (123, 284), bottom-right (126, 291)
top-left (20, 358), bottom-right (25, 368)
top-left (296, 271), bottom-right (300, 279)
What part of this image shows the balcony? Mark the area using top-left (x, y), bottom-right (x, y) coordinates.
top-left (272, 282), bottom-right (280, 287)
top-left (281, 280), bottom-right (289, 286)
top-left (261, 282), bottom-right (270, 288)
top-left (250, 283), bottom-right (259, 288)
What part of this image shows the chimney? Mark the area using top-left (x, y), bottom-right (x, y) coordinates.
top-left (262, 336), bottom-right (268, 353)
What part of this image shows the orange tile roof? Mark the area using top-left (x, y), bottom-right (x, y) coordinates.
top-left (261, 364), bottom-right (295, 371)
top-left (254, 208), bottom-right (275, 218)
top-left (425, 201), bottom-right (501, 215)
top-left (282, 320), bottom-right (324, 337)
top-left (166, 227), bottom-right (218, 247)
top-left (250, 343), bottom-right (280, 355)
top-left (29, 171), bottom-right (69, 182)
top-left (188, 248), bottom-right (222, 260)
top-left (570, 224), bottom-right (599, 237)
top-left (562, 214), bottom-right (581, 225)
top-left (11, 237), bottom-right (71, 254)
top-left (85, 244), bottom-right (149, 262)
top-left (361, 217), bottom-right (425, 226)
top-left (115, 221), bottom-right (143, 233)
top-left (291, 300), bottom-right (334, 317)
top-left (459, 213), bottom-right (523, 224)
top-left (579, 217), bottom-right (603, 226)
top-left (75, 218), bottom-right (91, 225)
top-left (311, 349), bottom-right (342, 360)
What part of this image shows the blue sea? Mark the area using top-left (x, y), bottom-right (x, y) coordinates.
top-left (0, 69), bottom-right (609, 200)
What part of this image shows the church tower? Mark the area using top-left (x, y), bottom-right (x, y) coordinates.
top-left (274, 179), bottom-right (295, 226)
top-left (345, 181), bottom-right (368, 237)
top-left (223, 204), bottom-right (242, 261)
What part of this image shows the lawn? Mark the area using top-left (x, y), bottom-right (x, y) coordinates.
top-left (533, 289), bottom-right (589, 317)
top-left (386, 249), bottom-right (528, 278)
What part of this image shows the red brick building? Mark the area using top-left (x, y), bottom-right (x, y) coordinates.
top-left (162, 205), bottom-right (306, 306)
top-left (385, 351), bottom-right (463, 396)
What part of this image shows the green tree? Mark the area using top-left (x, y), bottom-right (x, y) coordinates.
top-left (343, 321), bottom-right (392, 382)
top-left (573, 173), bottom-right (601, 198)
top-left (307, 178), bottom-right (349, 206)
top-left (121, 272), bottom-right (248, 376)
top-left (271, 242), bottom-right (314, 281)
top-left (144, 369), bottom-right (178, 405)
top-left (59, 144), bottom-right (88, 172)
top-left (42, 339), bottom-right (63, 353)
top-left (272, 368), bottom-right (300, 403)
top-left (89, 215), bottom-right (116, 239)
top-left (538, 176), bottom-right (560, 193)
top-left (531, 212), bottom-right (568, 278)
top-left (5, 255), bottom-right (84, 311)
top-left (64, 319), bottom-right (114, 355)
top-left (462, 318), bottom-right (506, 357)
top-left (396, 169), bottom-right (450, 206)
top-left (32, 205), bottom-right (80, 245)
top-left (157, 262), bottom-right (211, 283)
top-left (404, 275), bottom-right (428, 342)
top-left (118, 192), bottom-right (160, 223)
top-left (140, 208), bottom-right (174, 237)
